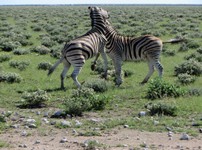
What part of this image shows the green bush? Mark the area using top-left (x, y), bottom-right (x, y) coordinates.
top-left (0, 72), bottom-right (22, 83)
top-left (17, 89), bottom-right (50, 108)
top-left (9, 60), bottom-right (30, 71)
top-left (146, 78), bottom-right (185, 100)
top-left (177, 73), bottom-right (196, 85)
top-left (83, 78), bottom-right (109, 93)
top-left (38, 62), bottom-right (52, 70)
top-left (13, 49), bottom-right (30, 55)
top-left (0, 54), bottom-right (11, 63)
top-left (145, 102), bottom-right (177, 116)
top-left (174, 59), bottom-right (202, 76)
top-left (30, 45), bottom-right (50, 55)
top-left (184, 52), bottom-right (202, 62)
top-left (64, 88), bottom-right (109, 116)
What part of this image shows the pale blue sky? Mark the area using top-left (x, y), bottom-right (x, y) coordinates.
top-left (0, 0), bottom-right (201, 5)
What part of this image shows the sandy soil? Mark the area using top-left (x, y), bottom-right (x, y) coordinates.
top-left (1, 127), bottom-right (202, 150)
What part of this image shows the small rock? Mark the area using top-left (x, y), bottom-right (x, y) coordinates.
top-left (51, 110), bottom-right (66, 118)
top-left (19, 144), bottom-right (27, 148)
top-left (72, 129), bottom-right (78, 135)
top-left (199, 128), bottom-right (202, 133)
top-left (11, 124), bottom-right (20, 129)
top-left (26, 119), bottom-right (36, 124)
top-left (43, 112), bottom-right (49, 117)
top-left (36, 111), bottom-right (41, 115)
top-left (61, 120), bottom-right (71, 127)
top-left (21, 130), bottom-right (27, 136)
top-left (124, 125), bottom-right (129, 128)
top-left (180, 133), bottom-right (190, 140)
top-left (192, 123), bottom-right (200, 126)
top-left (153, 120), bottom-right (159, 125)
top-left (138, 111), bottom-right (146, 117)
top-left (166, 126), bottom-right (172, 131)
top-left (168, 131), bottom-right (173, 137)
top-left (28, 123), bottom-right (37, 128)
top-left (50, 121), bottom-right (56, 125)
top-left (60, 137), bottom-right (67, 143)
top-left (75, 120), bottom-right (82, 126)
top-left (35, 140), bottom-right (40, 144)
top-left (42, 118), bottom-right (49, 124)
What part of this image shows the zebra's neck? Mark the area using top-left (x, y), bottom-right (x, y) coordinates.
top-left (91, 17), bottom-right (107, 35)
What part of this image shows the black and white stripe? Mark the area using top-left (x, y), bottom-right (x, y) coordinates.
top-left (89, 6), bottom-right (182, 86)
top-left (48, 25), bottom-right (108, 89)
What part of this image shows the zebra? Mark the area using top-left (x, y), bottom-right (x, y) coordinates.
top-left (48, 28), bottom-right (108, 89)
top-left (89, 6), bottom-right (183, 86)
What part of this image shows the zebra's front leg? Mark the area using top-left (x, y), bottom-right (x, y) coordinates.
top-left (100, 52), bottom-right (108, 79)
top-left (114, 60), bottom-right (123, 86)
top-left (71, 66), bottom-right (82, 88)
top-left (141, 62), bottom-right (154, 85)
top-left (91, 53), bottom-right (100, 71)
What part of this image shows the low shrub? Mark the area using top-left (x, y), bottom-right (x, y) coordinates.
top-left (64, 88), bottom-right (109, 116)
top-left (177, 73), bottom-right (196, 85)
top-left (146, 78), bottom-right (185, 100)
top-left (178, 43), bottom-right (189, 52)
top-left (38, 62), bottom-right (52, 70)
top-left (17, 89), bottom-right (50, 108)
top-left (0, 54), bottom-right (11, 63)
top-left (30, 45), bottom-right (50, 55)
top-left (83, 78), bottom-right (109, 93)
top-left (124, 69), bottom-right (134, 77)
top-left (184, 52), bottom-right (202, 62)
top-left (0, 72), bottom-right (22, 83)
top-left (9, 60), bottom-right (30, 71)
top-left (145, 102), bottom-right (177, 116)
top-left (174, 59), bottom-right (202, 76)
top-left (188, 88), bottom-right (202, 96)
top-left (13, 49), bottom-right (30, 55)
top-left (163, 49), bottom-right (176, 56)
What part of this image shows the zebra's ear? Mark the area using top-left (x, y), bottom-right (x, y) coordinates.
top-left (88, 6), bottom-right (91, 10)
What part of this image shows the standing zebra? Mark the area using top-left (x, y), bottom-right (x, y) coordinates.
top-left (89, 6), bottom-right (183, 86)
top-left (48, 27), bottom-right (108, 89)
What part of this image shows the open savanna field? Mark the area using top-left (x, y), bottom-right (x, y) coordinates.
top-left (0, 5), bottom-right (202, 150)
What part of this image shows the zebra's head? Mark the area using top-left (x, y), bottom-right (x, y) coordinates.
top-left (88, 6), bottom-right (110, 34)
top-left (88, 6), bottom-right (110, 21)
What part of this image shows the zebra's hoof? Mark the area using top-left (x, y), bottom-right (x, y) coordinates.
top-left (91, 64), bottom-right (96, 71)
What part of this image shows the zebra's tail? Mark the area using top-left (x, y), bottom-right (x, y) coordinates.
top-left (48, 57), bottom-right (64, 76)
top-left (163, 38), bottom-right (185, 44)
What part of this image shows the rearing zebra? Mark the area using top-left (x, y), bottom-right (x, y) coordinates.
top-left (89, 6), bottom-right (183, 86)
top-left (48, 21), bottom-right (108, 89)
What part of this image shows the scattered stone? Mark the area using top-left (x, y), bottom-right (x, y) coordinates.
top-left (124, 124), bottom-right (129, 128)
top-left (36, 111), bottom-right (41, 115)
top-left (21, 130), bottom-right (27, 136)
top-left (192, 123), bottom-right (200, 126)
top-left (19, 144), bottom-right (27, 148)
top-left (42, 118), bottom-right (49, 124)
top-left (28, 123), bottom-right (37, 128)
top-left (60, 137), bottom-right (67, 143)
top-left (35, 140), bottom-right (40, 144)
top-left (50, 120), bottom-right (56, 125)
top-left (180, 133), bottom-right (190, 140)
top-left (26, 119), bottom-right (36, 124)
top-left (11, 124), bottom-right (20, 129)
top-left (61, 120), bottom-right (71, 127)
top-left (90, 118), bottom-right (99, 123)
top-left (51, 110), bottom-right (66, 118)
top-left (43, 112), bottom-right (49, 117)
top-left (75, 120), bottom-right (82, 126)
top-left (166, 126), bottom-right (172, 131)
top-left (72, 129), bottom-right (78, 135)
top-left (153, 120), bottom-right (159, 125)
top-left (199, 128), bottom-right (202, 133)
top-left (138, 111), bottom-right (146, 117)
top-left (168, 131), bottom-right (173, 137)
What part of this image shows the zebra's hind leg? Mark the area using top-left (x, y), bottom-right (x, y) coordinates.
top-left (71, 66), bottom-right (83, 88)
top-left (60, 61), bottom-right (71, 90)
top-left (91, 53), bottom-right (100, 71)
top-left (140, 59), bottom-right (155, 84)
top-left (154, 60), bottom-right (163, 78)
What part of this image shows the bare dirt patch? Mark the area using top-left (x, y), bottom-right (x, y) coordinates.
top-left (1, 127), bottom-right (202, 150)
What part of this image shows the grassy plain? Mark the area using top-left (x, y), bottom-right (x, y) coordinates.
top-left (0, 5), bottom-right (202, 141)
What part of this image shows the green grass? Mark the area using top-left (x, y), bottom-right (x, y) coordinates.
top-left (0, 6), bottom-right (202, 136)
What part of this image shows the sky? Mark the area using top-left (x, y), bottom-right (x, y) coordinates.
top-left (0, 0), bottom-right (202, 5)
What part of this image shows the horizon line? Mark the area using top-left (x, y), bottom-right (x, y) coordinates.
top-left (0, 4), bottom-right (202, 6)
